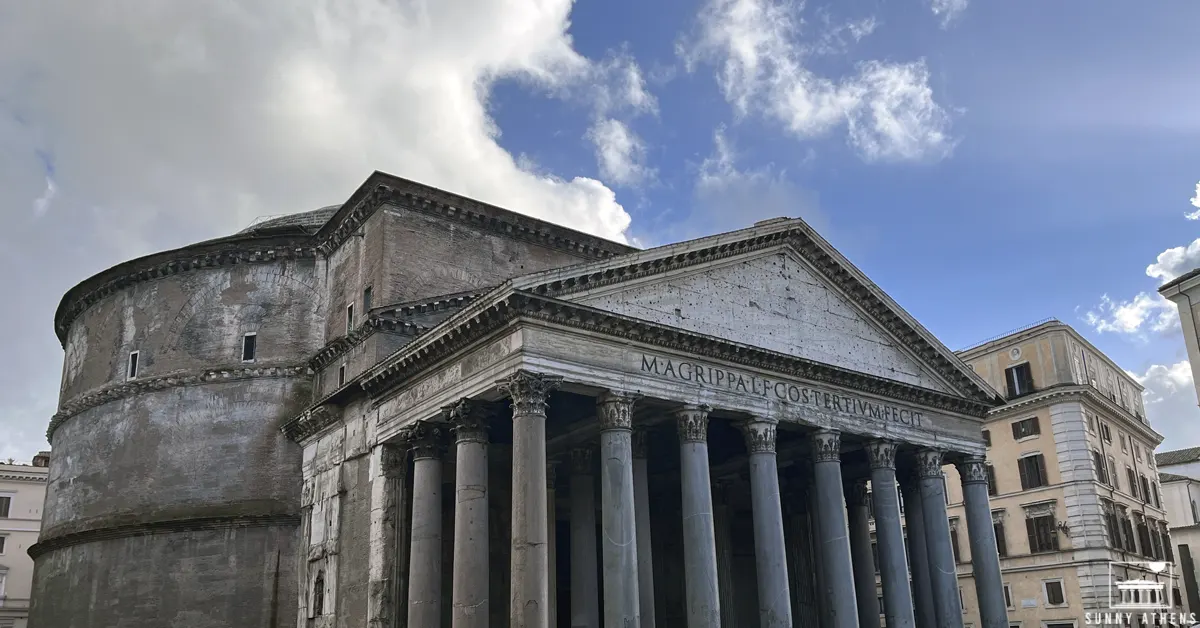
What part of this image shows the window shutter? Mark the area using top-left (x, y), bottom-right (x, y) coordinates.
top-left (1037, 456), bottom-right (1048, 486)
top-left (1018, 458), bottom-right (1030, 490)
top-left (987, 465), bottom-right (998, 496)
top-left (1006, 367), bottom-right (1019, 397)
top-left (1031, 416), bottom-right (1041, 435)
top-left (1050, 521), bottom-right (1060, 550)
top-left (1011, 422), bottom-right (1021, 440)
top-left (951, 528), bottom-right (961, 562)
top-left (1026, 517), bottom-right (1037, 551)
top-left (994, 522), bottom-right (1007, 557)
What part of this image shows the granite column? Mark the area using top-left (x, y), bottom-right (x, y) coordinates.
top-left (741, 419), bottom-right (792, 628)
top-left (957, 457), bottom-right (1008, 628)
top-left (597, 391), bottom-right (642, 627)
top-left (811, 429), bottom-right (857, 628)
top-left (846, 479), bottom-right (880, 628)
top-left (404, 421), bottom-right (446, 627)
top-left (867, 440), bottom-right (915, 628)
top-left (917, 449), bottom-right (963, 628)
top-left (632, 428), bottom-right (656, 628)
top-left (450, 399), bottom-right (490, 628)
top-left (677, 405), bottom-right (721, 627)
top-left (900, 471), bottom-right (936, 628)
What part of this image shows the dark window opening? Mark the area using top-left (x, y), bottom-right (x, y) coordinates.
top-left (312, 570), bottom-right (325, 616)
top-left (346, 303), bottom-right (355, 334)
top-left (950, 526), bottom-right (962, 563)
top-left (1027, 514), bottom-right (1059, 553)
top-left (1017, 454), bottom-right (1048, 490)
top-left (1004, 363), bottom-right (1035, 399)
top-left (983, 429), bottom-right (991, 447)
top-left (0, 496), bottom-right (9, 518)
top-left (363, 286), bottom-right (373, 312)
top-left (242, 333), bottom-right (257, 362)
top-left (127, 351), bottom-right (139, 379)
top-left (994, 520), bottom-right (1008, 557)
top-left (338, 364), bottom-right (347, 387)
top-left (1045, 580), bottom-right (1065, 605)
top-left (986, 465), bottom-right (998, 496)
top-left (1011, 417), bottom-right (1040, 440)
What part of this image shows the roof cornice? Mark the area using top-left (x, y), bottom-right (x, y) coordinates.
top-left (985, 383), bottom-right (1163, 444)
top-left (514, 227), bottom-right (997, 404)
top-left (314, 172), bottom-right (637, 260)
top-left (308, 318), bottom-right (429, 372)
top-left (0, 473), bottom-right (47, 482)
top-left (48, 363), bottom-right (309, 442)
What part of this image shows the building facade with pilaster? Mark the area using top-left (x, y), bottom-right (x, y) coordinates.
top-left (945, 321), bottom-right (1175, 627)
top-left (38, 170), bottom-right (1012, 627)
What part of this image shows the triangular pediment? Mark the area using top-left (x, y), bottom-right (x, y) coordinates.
top-left (511, 219), bottom-right (999, 402)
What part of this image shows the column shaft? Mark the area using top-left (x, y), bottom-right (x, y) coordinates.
top-left (811, 429), bottom-right (857, 628)
top-left (500, 370), bottom-right (561, 628)
top-left (742, 420), bottom-right (792, 628)
top-left (958, 458), bottom-right (1009, 628)
top-left (901, 476), bottom-right (936, 628)
top-left (917, 450), bottom-right (964, 628)
top-left (548, 463), bottom-right (558, 628)
top-left (451, 400), bottom-right (490, 628)
top-left (677, 406), bottom-right (722, 627)
top-left (714, 482), bottom-right (738, 628)
top-left (405, 422), bottom-right (445, 627)
top-left (846, 480), bottom-right (881, 628)
top-left (632, 429), bottom-right (657, 628)
top-left (597, 392), bottom-right (641, 627)
top-left (867, 441), bottom-right (915, 628)
top-left (570, 449), bottom-right (600, 628)
top-left (808, 480), bottom-right (833, 627)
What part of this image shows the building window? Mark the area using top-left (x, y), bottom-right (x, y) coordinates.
top-left (1003, 583), bottom-right (1013, 608)
top-left (1092, 450), bottom-right (1109, 485)
top-left (1120, 512), bottom-right (1136, 553)
top-left (338, 364), bottom-right (347, 387)
top-left (1018, 454), bottom-right (1049, 490)
top-left (1102, 500), bottom-right (1122, 551)
top-left (960, 586), bottom-right (966, 610)
top-left (1011, 416), bottom-right (1040, 440)
top-left (1043, 579), bottom-right (1066, 606)
top-left (1107, 457), bottom-right (1119, 491)
top-left (1099, 422), bottom-right (1112, 444)
top-left (983, 429), bottom-right (991, 447)
top-left (871, 541), bottom-right (879, 573)
top-left (994, 518), bottom-right (1008, 557)
top-left (363, 286), bottom-right (373, 312)
top-left (1045, 623), bottom-right (1075, 628)
top-left (986, 464), bottom-right (998, 496)
top-left (312, 569), bottom-right (325, 616)
top-left (1152, 483), bottom-right (1161, 508)
top-left (1191, 499), bottom-right (1198, 524)
top-left (1088, 414), bottom-right (1096, 433)
top-left (1026, 507), bottom-right (1060, 553)
top-left (1140, 475), bottom-right (1151, 504)
top-left (1127, 468), bottom-right (1138, 499)
top-left (346, 303), bottom-right (355, 334)
top-left (1120, 433), bottom-right (1128, 452)
top-left (1134, 444), bottom-right (1142, 462)
top-left (0, 535), bottom-right (5, 554)
top-left (127, 350), bottom-right (140, 379)
top-left (1136, 516), bottom-right (1152, 557)
top-left (241, 333), bottom-right (257, 362)
top-left (1004, 363), bottom-right (1035, 399)
top-left (950, 522), bottom-right (962, 563)
top-left (0, 496), bottom-right (10, 518)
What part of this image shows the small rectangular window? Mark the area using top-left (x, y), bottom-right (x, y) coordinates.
top-left (1100, 423), bottom-right (1112, 443)
top-left (1003, 583), bottom-right (1012, 608)
top-left (338, 364), bottom-right (346, 387)
top-left (986, 465), bottom-right (998, 496)
top-left (242, 333), bottom-right (257, 362)
top-left (1018, 454), bottom-right (1049, 490)
top-left (346, 303), bottom-right (355, 334)
top-left (1120, 433), bottom-right (1128, 452)
top-left (1011, 416), bottom-right (1040, 439)
top-left (363, 286), bottom-right (373, 312)
top-left (1028, 514), bottom-right (1060, 553)
top-left (1043, 579), bottom-right (1065, 606)
top-left (0, 534), bottom-right (5, 553)
top-left (127, 351), bottom-right (140, 379)
top-left (0, 496), bottom-right (10, 518)
top-left (1004, 363), bottom-right (1035, 398)
top-left (994, 519), bottom-right (1007, 556)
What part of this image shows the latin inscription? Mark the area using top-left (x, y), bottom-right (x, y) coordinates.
top-left (640, 354), bottom-right (925, 428)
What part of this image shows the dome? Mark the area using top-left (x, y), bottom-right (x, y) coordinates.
top-left (238, 205), bottom-right (341, 234)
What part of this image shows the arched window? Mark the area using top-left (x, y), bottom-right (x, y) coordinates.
top-left (312, 570), bottom-right (325, 617)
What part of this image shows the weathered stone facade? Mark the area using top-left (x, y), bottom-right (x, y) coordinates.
top-left (37, 170), bottom-right (1010, 628)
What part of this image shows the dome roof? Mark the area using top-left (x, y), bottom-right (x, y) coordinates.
top-left (238, 205), bottom-right (340, 234)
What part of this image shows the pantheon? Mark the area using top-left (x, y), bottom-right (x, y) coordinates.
top-left (36, 171), bottom-right (1008, 628)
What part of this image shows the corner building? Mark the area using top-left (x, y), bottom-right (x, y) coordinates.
top-left (37, 171), bottom-right (1011, 628)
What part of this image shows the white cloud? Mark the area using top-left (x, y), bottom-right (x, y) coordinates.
top-left (930, 0), bottom-right (968, 28)
top-left (1081, 293), bottom-right (1178, 336)
top-left (0, 0), bottom-right (656, 459)
top-left (1146, 238), bottom-right (1200, 284)
top-left (1130, 361), bottom-right (1200, 451)
top-left (680, 0), bottom-right (955, 162)
top-left (586, 118), bottom-right (653, 187)
top-left (1187, 181), bottom-right (1200, 220)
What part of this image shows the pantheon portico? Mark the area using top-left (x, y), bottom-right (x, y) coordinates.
top-left (285, 215), bottom-right (1011, 628)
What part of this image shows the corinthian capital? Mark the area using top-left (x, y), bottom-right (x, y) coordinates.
top-left (740, 419), bottom-right (777, 454)
top-left (399, 420), bottom-right (446, 461)
top-left (955, 455), bottom-right (989, 486)
top-left (915, 449), bottom-right (945, 479)
top-left (446, 398), bottom-right (488, 444)
top-left (865, 440), bottom-right (898, 470)
top-left (596, 391), bottom-right (641, 431)
top-left (674, 404), bottom-right (711, 444)
top-left (497, 370), bottom-right (562, 417)
top-left (811, 429), bottom-right (841, 463)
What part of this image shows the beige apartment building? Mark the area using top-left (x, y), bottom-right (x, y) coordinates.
top-left (868, 320), bottom-right (1177, 626)
top-left (0, 452), bottom-right (49, 628)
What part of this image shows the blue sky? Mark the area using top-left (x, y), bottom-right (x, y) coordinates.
top-left (2, 0), bottom-right (1200, 459)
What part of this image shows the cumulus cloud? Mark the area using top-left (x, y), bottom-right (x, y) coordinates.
top-left (930, 0), bottom-right (969, 28)
top-left (1146, 238), bottom-right (1200, 284)
top-left (680, 0), bottom-right (955, 162)
top-left (0, 0), bottom-right (656, 459)
top-left (1081, 237), bottom-right (1200, 337)
top-left (1130, 361), bottom-right (1200, 451)
top-left (1187, 182), bottom-right (1200, 220)
top-left (586, 118), bottom-right (654, 187)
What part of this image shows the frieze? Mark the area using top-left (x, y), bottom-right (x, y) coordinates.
top-left (866, 440), bottom-right (898, 470)
top-left (741, 420), bottom-right (777, 454)
top-left (398, 420), bottom-right (446, 460)
top-left (955, 456), bottom-right (990, 486)
top-left (596, 391), bottom-right (641, 431)
top-left (519, 225), bottom-right (996, 406)
top-left (498, 370), bottom-right (562, 417)
top-left (50, 363), bottom-right (310, 442)
top-left (570, 448), bottom-right (594, 475)
top-left (915, 449), bottom-right (945, 479)
top-left (674, 404), bottom-right (712, 444)
top-left (446, 398), bottom-right (489, 444)
top-left (811, 429), bottom-right (841, 463)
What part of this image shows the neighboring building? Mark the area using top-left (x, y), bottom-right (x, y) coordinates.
top-left (39, 171), bottom-right (1011, 627)
top-left (1159, 270), bottom-right (1200, 406)
top-left (0, 452), bottom-right (50, 628)
top-left (944, 320), bottom-right (1177, 625)
top-left (1156, 448), bottom-right (1200, 618)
